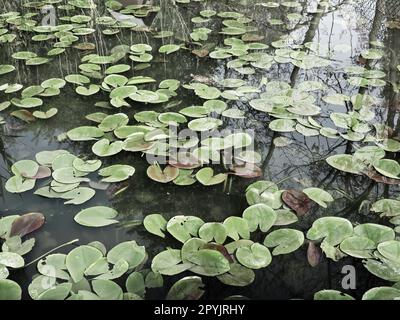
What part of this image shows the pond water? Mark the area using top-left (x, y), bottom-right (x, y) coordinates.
top-left (0, 0), bottom-right (399, 300)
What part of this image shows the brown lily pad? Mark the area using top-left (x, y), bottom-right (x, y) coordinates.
top-left (363, 168), bottom-right (400, 185)
top-left (31, 166), bottom-right (52, 179)
top-left (307, 241), bottom-right (322, 267)
top-left (229, 163), bottom-right (262, 178)
top-left (11, 109), bottom-right (36, 123)
top-left (10, 212), bottom-right (45, 237)
top-left (147, 164), bottom-right (179, 183)
top-left (282, 189), bottom-right (313, 216)
top-left (169, 153), bottom-right (202, 169)
top-left (192, 49), bottom-right (209, 58)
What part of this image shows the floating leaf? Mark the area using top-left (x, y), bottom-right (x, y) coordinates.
top-left (65, 245), bottom-right (103, 283)
top-left (147, 164), bottom-right (179, 183)
top-left (264, 229), bottom-right (304, 255)
top-left (0, 279), bottom-right (22, 300)
top-left (196, 168), bottom-right (227, 186)
top-left (362, 287), bottom-right (400, 300)
top-left (373, 159), bottom-right (400, 179)
top-left (326, 154), bottom-right (362, 174)
top-left (166, 276), bottom-right (205, 300)
top-left (223, 217), bottom-right (250, 241)
top-left (67, 126), bottom-right (104, 141)
top-left (10, 213), bottom-right (45, 237)
top-left (314, 290), bottom-right (355, 300)
top-left (303, 188), bottom-right (333, 208)
top-left (74, 206), bottom-right (118, 227)
top-left (152, 249), bottom-right (193, 276)
top-left (198, 223), bottom-right (227, 244)
top-left (99, 165), bottom-right (135, 183)
top-left (5, 176), bottom-right (36, 193)
top-left (167, 216), bottom-right (204, 243)
top-left (282, 190), bottom-right (313, 216)
top-left (143, 214), bottom-right (167, 238)
top-left (188, 249), bottom-right (231, 276)
top-left (236, 243), bottom-right (272, 269)
top-left (92, 139), bottom-right (123, 157)
top-left (159, 44), bottom-right (181, 54)
top-left (307, 241), bottom-right (322, 267)
top-left (307, 217), bottom-right (353, 246)
top-left (339, 236), bottom-right (375, 258)
top-left (242, 204), bottom-right (277, 232)
top-left (107, 241), bottom-right (146, 269)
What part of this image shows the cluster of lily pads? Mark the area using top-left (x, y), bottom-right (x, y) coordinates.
top-left (0, 212), bottom-right (45, 300)
top-left (6, 149), bottom-right (133, 197)
top-left (4, 149), bottom-right (137, 227)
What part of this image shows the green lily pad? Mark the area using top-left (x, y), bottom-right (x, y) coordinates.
top-left (242, 204), bottom-right (277, 232)
top-left (303, 188), bottom-right (334, 208)
top-left (188, 117), bottom-right (223, 131)
top-left (236, 243), bottom-right (272, 269)
top-left (314, 290), bottom-right (355, 300)
top-left (72, 158), bottom-right (102, 173)
top-left (373, 159), bottom-right (400, 179)
top-left (362, 287), bottom-right (400, 300)
top-left (151, 249), bottom-right (193, 276)
top-left (269, 119), bottom-right (296, 132)
top-left (11, 160), bottom-right (39, 178)
top-left (217, 263), bottom-right (255, 287)
top-left (307, 217), bottom-right (353, 246)
top-left (196, 168), bottom-right (227, 186)
top-left (143, 214), bottom-right (167, 238)
top-left (198, 223), bottom-right (227, 244)
top-left (0, 64), bottom-right (15, 75)
top-left (5, 176), bottom-right (36, 193)
top-left (264, 229), bottom-right (304, 255)
top-left (223, 217), bottom-right (250, 241)
top-left (354, 223), bottom-right (395, 245)
top-left (326, 154), bottom-right (363, 174)
top-left (66, 245), bottom-right (104, 283)
top-left (92, 139), bottom-right (123, 157)
top-left (339, 236), bottom-right (375, 258)
top-left (188, 249), bottom-right (231, 276)
top-left (99, 165), bottom-right (135, 183)
top-left (62, 187), bottom-right (96, 205)
top-left (159, 44), bottom-right (181, 54)
top-left (107, 241), bottom-right (146, 269)
top-left (377, 240), bottom-right (400, 263)
top-left (166, 276), bottom-right (204, 300)
top-left (166, 216), bottom-right (204, 243)
top-left (0, 279), bottom-right (22, 300)
top-left (74, 206), bottom-right (118, 227)
top-left (33, 108), bottom-right (58, 119)
top-left (67, 126), bottom-right (104, 141)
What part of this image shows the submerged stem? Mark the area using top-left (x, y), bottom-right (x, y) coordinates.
top-left (25, 239), bottom-right (80, 267)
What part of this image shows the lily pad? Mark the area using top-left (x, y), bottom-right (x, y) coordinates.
top-left (74, 206), bottom-right (119, 227)
top-left (147, 164), bottom-right (179, 183)
top-left (264, 229), bottom-right (304, 255)
top-left (242, 204), bottom-right (277, 232)
top-left (236, 243), bottom-right (272, 269)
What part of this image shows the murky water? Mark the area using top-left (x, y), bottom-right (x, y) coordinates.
top-left (0, 0), bottom-right (399, 299)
